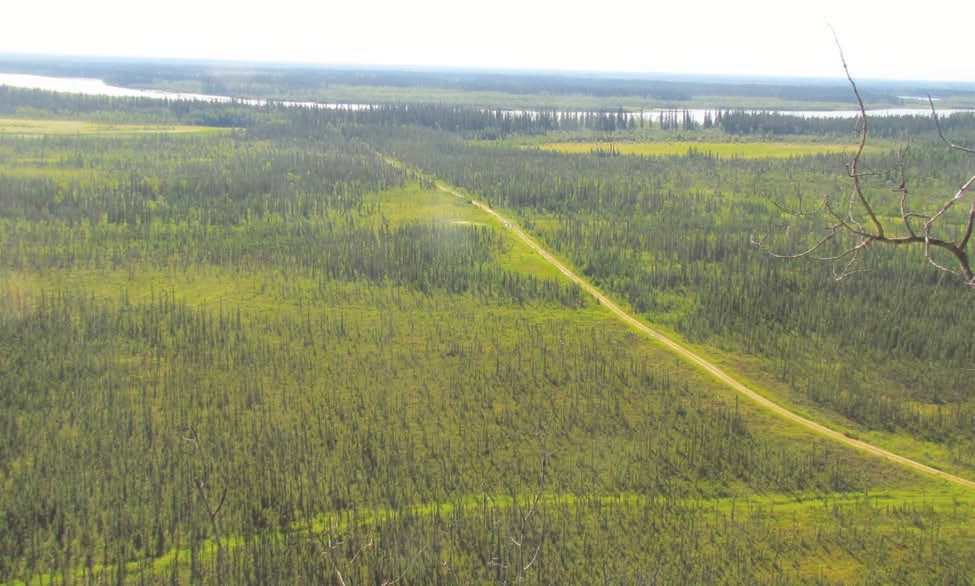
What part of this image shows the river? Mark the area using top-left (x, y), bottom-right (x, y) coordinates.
top-left (1, 71), bottom-right (969, 122)
top-left (0, 72), bottom-right (369, 110)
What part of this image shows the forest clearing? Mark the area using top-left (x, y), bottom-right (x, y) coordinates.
top-left (535, 141), bottom-right (868, 159)
top-left (0, 117), bottom-right (223, 136)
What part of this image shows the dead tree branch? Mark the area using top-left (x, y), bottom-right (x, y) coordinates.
top-left (313, 529), bottom-right (373, 586)
top-left (184, 426), bottom-right (229, 577)
top-left (511, 431), bottom-right (548, 583)
top-left (752, 33), bottom-right (975, 287)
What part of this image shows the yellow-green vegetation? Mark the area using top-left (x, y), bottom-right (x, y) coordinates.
top-left (365, 184), bottom-right (484, 225)
top-left (537, 140), bottom-right (866, 158)
top-left (0, 117), bottom-right (227, 136)
top-left (2, 86), bottom-right (975, 584)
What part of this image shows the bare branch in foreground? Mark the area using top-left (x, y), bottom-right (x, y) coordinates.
top-left (184, 426), bottom-right (229, 577)
top-left (753, 33), bottom-right (975, 287)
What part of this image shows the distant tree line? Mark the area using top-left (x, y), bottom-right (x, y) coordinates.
top-left (5, 85), bottom-right (975, 142)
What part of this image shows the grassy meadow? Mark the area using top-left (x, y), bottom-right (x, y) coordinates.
top-left (535, 140), bottom-right (867, 159)
top-left (0, 117), bottom-right (225, 137)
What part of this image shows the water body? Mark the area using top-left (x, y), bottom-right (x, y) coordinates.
top-left (0, 72), bottom-right (368, 110)
top-left (0, 72), bottom-right (969, 121)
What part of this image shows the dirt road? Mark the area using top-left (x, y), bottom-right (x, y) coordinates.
top-left (441, 184), bottom-right (975, 491)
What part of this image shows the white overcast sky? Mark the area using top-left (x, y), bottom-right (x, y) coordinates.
top-left (2, 1), bottom-right (972, 81)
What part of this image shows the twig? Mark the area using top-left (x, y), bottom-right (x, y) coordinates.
top-left (184, 427), bottom-right (228, 577)
top-left (753, 31), bottom-right (975, 287)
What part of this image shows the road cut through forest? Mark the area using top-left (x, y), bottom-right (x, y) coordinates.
top-left (435, 182), bottom-right (975, 492)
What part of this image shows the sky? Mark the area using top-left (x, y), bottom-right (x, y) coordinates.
top-left (3, 1), bottom-right (973, 82)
